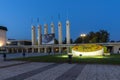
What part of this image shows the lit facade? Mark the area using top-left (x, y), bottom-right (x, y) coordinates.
top-left (0, 26), bottom-right (7, 47)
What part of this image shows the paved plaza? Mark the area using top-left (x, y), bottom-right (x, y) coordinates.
top-left (0, 59), bottom-right (120, 80)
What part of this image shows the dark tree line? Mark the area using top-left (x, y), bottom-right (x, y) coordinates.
top-left (54, 38), bottom-right (73, 44)
top-left (54, 29), bottom-right (109, 44)
top-left (74, 30), bottom-right (109, 43)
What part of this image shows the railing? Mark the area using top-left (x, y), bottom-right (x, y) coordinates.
top-left (5, 42), bottom-right (120, 48)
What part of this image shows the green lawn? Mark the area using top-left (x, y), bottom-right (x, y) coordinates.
top-left (11, 54), bottom-right (120, 65)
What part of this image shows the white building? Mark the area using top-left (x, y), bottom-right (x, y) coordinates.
top-left (0, 26), bottom-right (7, 47)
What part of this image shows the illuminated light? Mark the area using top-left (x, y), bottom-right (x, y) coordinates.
top-left (0, 27), bottom-right (7, 47)
top-left (56, 49), bottom-right (58, 51)
top-left (72, 48), bottom-right (104, 56)
top-left (80, 33), bottom-right (86, 43)
top-left (7, 41), bottom-right (11, 44)
top-left (56, 55), bottom-right (68, 58)
top-left (0, 41), bottom-right (4, 47)
top-left (93, 56), bottom-right (104, 58)
top-left (61, 55), bottom-right (68, 58)
top-left (80, 34), bottom-right (86, 37)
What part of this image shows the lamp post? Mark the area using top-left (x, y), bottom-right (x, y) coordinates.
top-left (80, 34), bottom-right (86, 43)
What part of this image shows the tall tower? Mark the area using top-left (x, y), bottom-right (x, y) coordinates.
top-left (0, 26), bottom-right (7, 47)
top-left (51, 22), bottom-right (55, 34)
top-left (58, 21), bottom-right (62, 44)
top-left (66, 20), bottom-right (70, 44)
top-left (31, 26), bottom-right (36, 45)
top-left (38, 25), bottom-right (42, 45)
top-left (44, 24), bottom-right (48, 34)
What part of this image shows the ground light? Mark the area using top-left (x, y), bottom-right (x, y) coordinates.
top-left (57, 55), bottom-right (68, 58)
top-left (80, 56), bottom-right (104, 58)
top-left (57, 54), bottom-right (105, 59)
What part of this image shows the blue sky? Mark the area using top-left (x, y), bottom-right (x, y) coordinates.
top-left (0, 0), bottom-right (120, 41)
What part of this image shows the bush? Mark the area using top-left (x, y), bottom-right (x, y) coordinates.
top-left (72, 44), bottom-right (103, 52)
top-left (103, 46), bottom-right (109, 53)
top-left (70, 46), bottom-right (73, 53)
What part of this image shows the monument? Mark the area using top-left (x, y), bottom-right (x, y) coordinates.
top-left (0, 26), bottom-right (7, 47)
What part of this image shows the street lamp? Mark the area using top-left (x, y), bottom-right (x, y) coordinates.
top-left (80, 34), bottom-right (86, 43)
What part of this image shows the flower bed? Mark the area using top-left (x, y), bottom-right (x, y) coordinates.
top-left (72, 44), bottom-right (104, 56)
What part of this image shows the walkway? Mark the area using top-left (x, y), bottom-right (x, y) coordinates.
top-left (0, 53), bottom-right (59, 60)
top-left (0, 60), bottom-right (120, 80)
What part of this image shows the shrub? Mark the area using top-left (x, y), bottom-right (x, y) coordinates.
top-left (103, 46), bottom-right (109, 53)
top-left (72, 44), bottom-right (103, 52)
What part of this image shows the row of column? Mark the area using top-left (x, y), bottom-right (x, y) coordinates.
top-left (6, 47), bottom-right (66, 53)
top-left (31, 19), bottom-right (71, 53)
top-left (32, 22), bottom-right (55, 46)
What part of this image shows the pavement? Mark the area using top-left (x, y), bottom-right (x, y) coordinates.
top-left (0, 53), bottom-right (120, 80)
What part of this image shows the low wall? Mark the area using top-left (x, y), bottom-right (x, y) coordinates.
top-left (72, 48), bottom-right (104, 56)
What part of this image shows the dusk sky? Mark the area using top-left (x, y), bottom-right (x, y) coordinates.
top-left (0, 0), bottom-right (120, 41)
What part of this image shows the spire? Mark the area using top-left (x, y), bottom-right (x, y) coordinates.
top-left (37, 18), bottom-right (39, 24)
top-left (31, 18), bottom-right (33, 26)
top-left (51, 17), bottom-right (55, 34)
top-left (67, 10), bottom-right (69, 20)
top-left (43, 18), bottom-right (46, 24)
top-left (51, 16), bottom-right (53, 22)
top-left (58, 14), bottom-right (61, 21)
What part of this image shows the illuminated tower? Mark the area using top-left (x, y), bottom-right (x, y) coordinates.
top-left (0, 26), bottom-right (7, 47)
top-left (31, 26), bottom-right (36, 45)
top-left (58, 21), bottom-right (62, 44)
top-left (51, 22), bottom-right (55, 34)
top-left (44, 24), bottom-right (48, 34)
top-left (38, 25), bottom-right (42, 45)
top-left (66, 20), bottom-right (70, 44)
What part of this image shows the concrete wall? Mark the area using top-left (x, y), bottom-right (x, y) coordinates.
top-left (113, 45), bottom-right (120, 53)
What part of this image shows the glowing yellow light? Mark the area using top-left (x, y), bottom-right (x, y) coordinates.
top-left (93, 56), bottom-right (104, 58)
top-left (0, 41), bottom-right (4, 47)
top-left (7, 41), bottom-right (11, 44)
top-left (57, 55), bottom-right (68, 58)
top-left (80, 34), bottom-right (86, 37)
top-left (61, 55), bottom-right (68, 58)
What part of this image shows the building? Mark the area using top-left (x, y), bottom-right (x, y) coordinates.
top-left (0, 26), bottom-right (7, 47)
top-left (7, 40), bottom-right (32, 46)
top-left (2, 20), bottom-right (120, 54)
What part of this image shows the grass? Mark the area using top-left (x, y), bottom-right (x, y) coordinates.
top-left (11, 54), bottom-right (120, 65)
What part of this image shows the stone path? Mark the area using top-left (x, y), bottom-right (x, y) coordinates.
top-left (0, 61), bottom-right (120, 80)
top-left (0, 53), bottom-right (63, 62)
top-left (0, 53), bottom-right (54, 60)
top-left (56, 64), bottom-right (86, 80)
top-left (4, 63), bottom-right (59, 80)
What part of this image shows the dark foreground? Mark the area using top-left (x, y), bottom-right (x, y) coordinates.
top-left (0, 60), bottom-right (120, 80)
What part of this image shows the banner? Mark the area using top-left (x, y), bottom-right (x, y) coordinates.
top-left (42, 33), bottom-right (55, 44)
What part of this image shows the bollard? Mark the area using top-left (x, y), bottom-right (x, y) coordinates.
top-left (22, 52), bottom-right (25, 57)
top-left (68, 53), bottom-right (72, 64)
top-left (3, 53), bottom-right (6, 61)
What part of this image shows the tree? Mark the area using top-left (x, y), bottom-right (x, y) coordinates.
top-left (63, 37), bottom-right (73, 44)
top-left (63, 37), bottom-right (66, 44)
top-left (74, 37), bottom-right (82, 43)
top-left (99, 30), bottom-right (109, 42)
top-left (87, 31), bottom-right (96, 43)
top-left (70, 38), bottom-right (73, 44)
top-left (74, 29), bottom-right (109, 43)
top-left (87, 30), bottom-right (109, 43)
top-left (54, 38), bottom-right (58, 44)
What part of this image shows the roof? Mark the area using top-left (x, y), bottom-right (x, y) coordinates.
top-left (7, 40), bottom-right (31, 42)
top-left (0, 26), bottom-right (8, 31)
